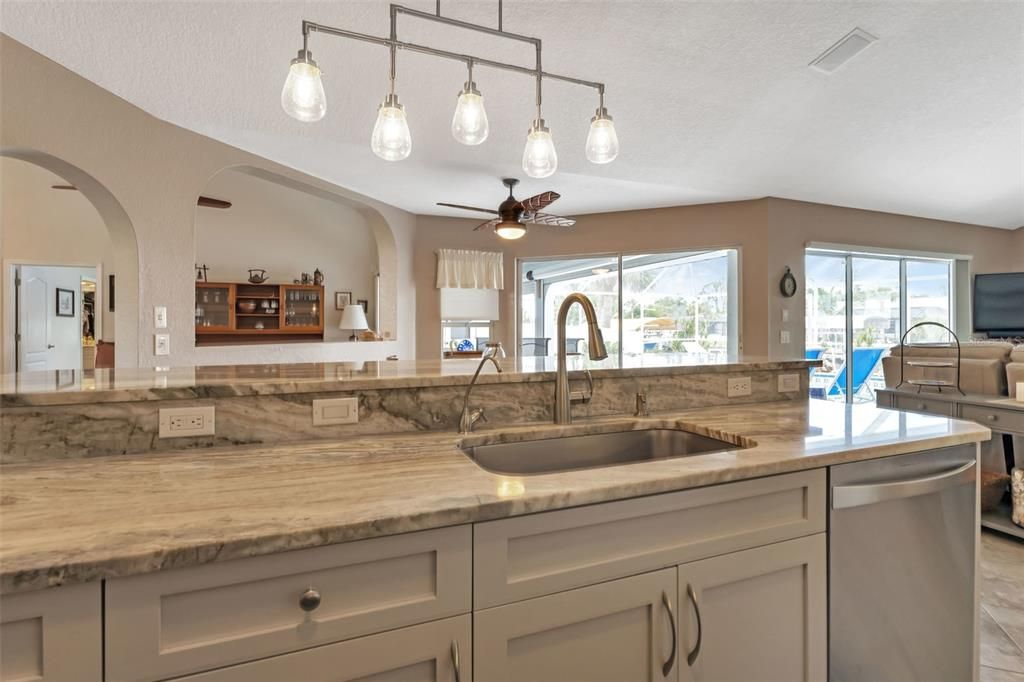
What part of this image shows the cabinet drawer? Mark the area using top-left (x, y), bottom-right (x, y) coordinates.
top-left (0, 583), bottom-right (101, 682)
top-left (961, 404), bottom-right (1024, 434)
top-left (893, 394), bottom-right (955, 417)
top-left (107, 525), bottom-right (471, 682)
top-left (173, 614), bottom-right (471, 682)
top-left (475, 470), bottom-right (825, 608)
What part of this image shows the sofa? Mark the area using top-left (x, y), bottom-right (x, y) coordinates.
top-left (1007, 345), bottom-right (1024, 399)
top-left (881, 341), bottom-right (1013, 396)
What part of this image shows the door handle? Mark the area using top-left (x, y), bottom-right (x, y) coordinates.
top-left (450, 639), bottom-right (461, 682)
top-left (47, 344), bottom-right (55, 349)
top-left (686, 583), bottom-right (702, 666)
top-left (832, 460), bottom-right (975, 509)
top-left (662, 591), bottom-right (677, 676)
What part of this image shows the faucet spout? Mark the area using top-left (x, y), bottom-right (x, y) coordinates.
top-left (459, 345), bottom-right (504, 434)
top-left (554, 293), bottom-right (607, 424)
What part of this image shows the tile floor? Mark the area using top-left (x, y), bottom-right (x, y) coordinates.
top-left (980, 530), bottom-right (1024, 681)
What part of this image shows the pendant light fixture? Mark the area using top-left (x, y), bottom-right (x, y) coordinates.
top-left (285, 2), bottom-right (619, 173)
top-left (281, 42), bottom-right (326, 122)
top-left (451, 60), bottom-right (489, 145)
top-left (371, 46), bottom-right (412, 161)
top-left (585, 88), bottom-right (619, 164)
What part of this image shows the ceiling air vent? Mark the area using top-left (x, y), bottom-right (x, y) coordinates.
top-left (809, 28), bottom-right (877, 74)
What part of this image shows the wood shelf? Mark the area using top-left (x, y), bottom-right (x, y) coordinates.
top-left (981, 499), bottom-right (1024, 540)
top-left (196, 282), bottom-right (324, 346)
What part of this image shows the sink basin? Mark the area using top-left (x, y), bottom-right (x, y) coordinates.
top-left (461, 428), bottom-right (741, 476)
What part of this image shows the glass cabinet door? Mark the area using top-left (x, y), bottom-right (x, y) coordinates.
top-left (283, 287), bottom-right (323, 330)
top-left (195, 285), bottom-right (233, 331)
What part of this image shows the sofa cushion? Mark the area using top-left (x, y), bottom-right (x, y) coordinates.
top-left (887, 341), bottom-right (1013, 361)
top-left (1011, 345), bottom-right (1024, 362)
top-left (882, 355), bottom-right (1007, 395)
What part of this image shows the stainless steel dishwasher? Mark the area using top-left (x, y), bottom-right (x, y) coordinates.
top-left (830, 445), bottom-right (977, 682)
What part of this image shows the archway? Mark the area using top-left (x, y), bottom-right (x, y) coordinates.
top-left (1, 148), bottom-right (140, 369)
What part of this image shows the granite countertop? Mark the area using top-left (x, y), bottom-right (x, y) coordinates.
top-left (0, 399), bottom-right (987, 594)
top-left (0, 356), bottom-right (820, 407)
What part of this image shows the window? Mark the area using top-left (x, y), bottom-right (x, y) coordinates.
top-left (518, 249), bottom-right (740, 363)
top-left (442, 320), bottom-right (494, 353)
top-left (805, 249), bottom-right (954, 403)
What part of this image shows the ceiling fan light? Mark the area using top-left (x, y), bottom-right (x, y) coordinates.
top-left (494, 222), bottom-right (527, 240)
top-left (451, 82), bottom-right (489, 146)
top-left (371, 93), bottom-right (412, 161)
top-left (281, 50), bottom-right (326, 122)
top-left (522, 120), bottom-right (557, 179)
top-left (585, 108), bottom-right (618, 164)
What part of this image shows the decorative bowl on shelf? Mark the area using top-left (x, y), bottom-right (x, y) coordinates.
top-left (247, 269), bottom-right (268, 284)
top-left (238, 301), bottom-right (257, 313)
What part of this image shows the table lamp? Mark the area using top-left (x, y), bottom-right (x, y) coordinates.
top-left (339, 304), bottom-right (369, 341)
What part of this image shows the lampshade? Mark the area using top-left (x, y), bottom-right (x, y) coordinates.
top-left (339, 304), bottom-right (369, 331)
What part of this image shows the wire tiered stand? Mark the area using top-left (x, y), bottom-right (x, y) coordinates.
top-left (895, 321), bottom-right (965, 395)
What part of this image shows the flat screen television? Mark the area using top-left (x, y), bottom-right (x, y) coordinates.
top-left (973, 272), bottom-right (1024, 336)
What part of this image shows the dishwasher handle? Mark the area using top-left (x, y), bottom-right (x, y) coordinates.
top-left (832, 460), bottom-right (975, 510)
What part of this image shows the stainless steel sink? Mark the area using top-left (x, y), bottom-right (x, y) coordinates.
top-left (461, 428), bottom-right (741, 476)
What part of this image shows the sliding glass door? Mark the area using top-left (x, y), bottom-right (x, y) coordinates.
top-left (518, 249), bottom-right (739, 364)
top-left (806, 249), bottom-right (954, 403)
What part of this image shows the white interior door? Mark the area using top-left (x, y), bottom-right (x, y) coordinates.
top-left (16, 265), bottom-right (87, 371)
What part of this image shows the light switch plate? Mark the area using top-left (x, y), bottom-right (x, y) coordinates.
top-left (781, 309), bottom-right (790, 323)
top-left (159, 406), bottom-right (215, 438)
top-left (154, 306), bottom-right (167, 329)
top-left (154, 334), bottom-right (170, 355)
top-left (313, 397), bottom-right (359, 426)
top-left (778, 373), bottom-right (801, 393)
top-left (727, 377), bottom-right (752, 397)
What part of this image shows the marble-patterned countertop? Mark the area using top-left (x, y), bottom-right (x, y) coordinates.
top-left (0, 399), bottom-right (986, 594)
top-left (0, 356), bottom-right (819, 406)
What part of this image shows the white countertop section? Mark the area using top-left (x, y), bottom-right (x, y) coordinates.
top-left (1, 354), bottom-right (820, 406)
top-left (0, 399), bottom-right (985, 593)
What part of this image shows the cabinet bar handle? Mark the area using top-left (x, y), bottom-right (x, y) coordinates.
top-left (662, 591), bottom-right (677, 676)
top-left (450, 639), bottom-right (461, 682)
top-left (686, 583), bottom-right (703, 667)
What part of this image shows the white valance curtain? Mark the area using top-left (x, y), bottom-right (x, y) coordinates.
top-left (435, 249), bottom-right (504, 290)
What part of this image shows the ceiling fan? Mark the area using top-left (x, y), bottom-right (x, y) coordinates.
top-left (437, 177), bottom-right (576, 240)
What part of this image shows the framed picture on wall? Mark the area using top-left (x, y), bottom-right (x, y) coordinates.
top-left (335, 291), bottom-right (352, 310)
top-left (108, 274), bottom-right (115, 312)
top-left (56, 288), bottom-right (75, 317)
top-left (357, 299), bottom-right (369, 312)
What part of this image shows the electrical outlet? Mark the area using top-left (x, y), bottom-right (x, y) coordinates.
top-left (159, 406), bottom-right (215, 438)
top-left (727, 377), bottom-right (752, 397)
top-left (778, 373), bottom-right (801, 393)
top-left (312, 397), bottom-right (359, 426)
top-left (154, 334), bottom-right (170, 356)
top-left (154, 306), bottom-right (167, 329)
top-left (780, 330), bottom-right (791, 345)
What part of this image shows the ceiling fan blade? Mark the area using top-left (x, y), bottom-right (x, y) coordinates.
top-left (516, 191), bottom-right (560, 213)
top-left (437, 202), bottom-right (499, 215)
top-left (473, 218), bottom-right (500, 232)
top-left (526, 212), bottom-right (576, 227)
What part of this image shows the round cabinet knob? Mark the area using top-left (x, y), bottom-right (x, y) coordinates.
top-left (299, 588), bottom-right (322, 612)
top-left (986, 414), bottom-right (997, 422)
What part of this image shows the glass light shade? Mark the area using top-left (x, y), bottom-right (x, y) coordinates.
top-left (451, 89), bottom-right (489, 145)
top-left (371, 97), bottom-right (412, 161)
top-left (494, 222), bottom-right (527, 240)
top-left (586, 116), bottom-right (619, 164)
top-left (281, 56), bottom-right (326, 122)
top-left (522, 123), bottom-right (557, 178)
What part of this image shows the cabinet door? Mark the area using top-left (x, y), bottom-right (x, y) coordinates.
top-left (474, 567), bottom-right (678, 682)
top-left (195, 284), bottom-right (234, 332)
top-left (175, 614), bottom-right (470, 682)
top-left (282, 286), bottom-right (323, 331)
top-left (677, 534), bottom-right (826, 682)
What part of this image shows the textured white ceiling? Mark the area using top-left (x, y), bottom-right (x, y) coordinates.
top-left (2, 1), bottom-right (1022, 228)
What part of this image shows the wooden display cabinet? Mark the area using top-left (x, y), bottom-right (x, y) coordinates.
top-left (195, 282), bottom-right (324, 346)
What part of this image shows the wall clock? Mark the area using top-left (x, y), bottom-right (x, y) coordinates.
top-left (780, 266), bottom-right (797, 297)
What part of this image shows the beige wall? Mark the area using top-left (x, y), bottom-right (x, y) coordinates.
top-left (1, 35), bottom-right (417, 368)
top-left (195, 169), bottom-right (379, 344)
top-left (414, 198), bottom-right (1021, 360)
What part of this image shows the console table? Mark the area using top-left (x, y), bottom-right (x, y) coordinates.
top-left (877, 388), bottom-right (1023, 539)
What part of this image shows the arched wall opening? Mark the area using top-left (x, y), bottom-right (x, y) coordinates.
top-left (191, 165), bottom-right (400, 361)
top-left (0, 148), bottom-right (140, 370)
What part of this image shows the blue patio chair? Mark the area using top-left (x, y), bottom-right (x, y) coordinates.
top-left (827, 347), bottom-right (885, 399)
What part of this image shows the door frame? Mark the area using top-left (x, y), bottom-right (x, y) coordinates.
top-left (4, 259), bottom-right (103, 373)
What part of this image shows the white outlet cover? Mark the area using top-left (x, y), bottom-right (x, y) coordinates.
top-left (778, 373), bottom-right (801, 393)
top-left (154, 306), bottom-right (167, 329)
top-left (159, 406), bottom-right (215, 438)
top-left (313, 397), bottom-right (359, 426)
top-left (154, 333), bottom-right (170, 355)
top-left (780, 330), bottom-right (791, 344)
top-left (727, 377), bottom-right (752, 397)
